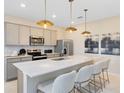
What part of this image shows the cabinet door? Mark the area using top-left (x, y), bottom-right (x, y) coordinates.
top-left (7, 62), bottom-right (18, 80)
top-left (19, 25), bottom-right (30, 45)
top-left (31, 27), bottom-right (43, 37)
top-left (51, 30), bottom-right (57, 45)
top-left (44, 30), bottom-right (51, 45)
top-left (5, 23), bottom-right (19, 45)
top-left (21, 57), bottom-right (32, 61)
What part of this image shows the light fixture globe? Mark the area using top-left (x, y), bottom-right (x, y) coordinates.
top-left (65, 0), bottom-right (77, 32)
top-left (36, 0), bottom-right (54, 28)
top-left (81, 9), bottom-right (91, 35)
top-left (66, 26), bottom-right (77, 32)
top-left (81, 31), bottom-right (91, 36)
top-left (37, 20), bottom-right (54, 28)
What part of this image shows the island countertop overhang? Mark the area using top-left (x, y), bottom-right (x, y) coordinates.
top-left (13, 55), bottom-right (96, 78)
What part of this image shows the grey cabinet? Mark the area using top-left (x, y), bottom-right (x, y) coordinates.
top-left (5, 56), bottom-right (32, 81)
top-left (7, 61), bottom-right (18, 80)
top-left (21, 57), bottom-right (32, 61)
top-left (47, 53), bottom-right (60, 58)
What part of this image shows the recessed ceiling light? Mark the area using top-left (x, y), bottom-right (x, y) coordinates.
top-left (52, 14), bottom-right (56, 18)
top-left (20, 3), bottom-right (26, 8)
top-left (71, 21), bottom-right (74, 24)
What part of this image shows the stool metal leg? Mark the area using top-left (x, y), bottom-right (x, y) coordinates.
top-left (99, 76), bottom-right (103, 91)
top-left (88, 83), bottom-right (91, 93)
top-left (102, 70), bottom-right (105, 88)
top-left (106, 70), bottom-right (110, 83)
top-left (93, 75), bottom-right (97, 93)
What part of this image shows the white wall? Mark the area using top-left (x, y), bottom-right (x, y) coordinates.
top-left (65, 16), bottom-right (120, 75)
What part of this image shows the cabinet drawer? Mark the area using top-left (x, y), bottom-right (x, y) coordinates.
top-left (54, 54), bottom-right (60, 57)
top-left (7, 58), bottom-right (20, 62)
top-left (21, 57), bottom-right (32, 61)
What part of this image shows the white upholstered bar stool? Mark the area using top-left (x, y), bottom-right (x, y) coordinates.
top-left (101, 58), bottom-right (110, 88)
top-left (75, 65), bottom-right (93, 93)
top-left (37, 71), bottom-right (76, 93)
top-left (90, 61), bottom-right (104, 93)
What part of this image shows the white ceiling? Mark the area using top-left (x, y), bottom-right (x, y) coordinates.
top-left (4, 0), bottom-right (120, 27)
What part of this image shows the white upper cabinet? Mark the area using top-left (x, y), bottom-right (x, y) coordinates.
top-left (51, 30), bottom-right (57, 45)
top-left (19, 25), bottom-right (30, 45)
top-left (44, 30), bottom-right (51, 45)
top-left (5, 23), bottom-right (19, 45)
top-left (5, 22), bottom-right (57, 46)
top-left (31, 27), bottom-right (43, 37)
top-left (44, 30), bottom-right (57, 45)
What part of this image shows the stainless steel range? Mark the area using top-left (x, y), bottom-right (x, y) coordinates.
top-left (27, 49), bottom-right (47, 60)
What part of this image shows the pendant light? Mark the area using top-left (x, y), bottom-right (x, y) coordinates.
top-left (66, 0), bottom-right (77, 32)
top-left (81, 9), bottom-right (91, 35)
top-left (36, 0), bottom-right (54, 28)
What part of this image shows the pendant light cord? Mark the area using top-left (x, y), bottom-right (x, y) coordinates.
top-left (85, 9), bottom-right (87, 31)
top-left (70, 1), bottom-right (72, 27)
top-left (45, 0), bottom-right (46, 20)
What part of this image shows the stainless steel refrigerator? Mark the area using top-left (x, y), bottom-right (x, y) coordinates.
top-left (54, 39), bottom-right (73, 56)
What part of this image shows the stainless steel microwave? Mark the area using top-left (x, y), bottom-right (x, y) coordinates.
top-left (30, 36), bottom-right (44, 46)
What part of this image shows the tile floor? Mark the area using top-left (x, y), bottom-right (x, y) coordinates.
top-left (4, 74), bottom-right (120, 93)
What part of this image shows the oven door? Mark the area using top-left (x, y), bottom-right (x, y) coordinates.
top-left (33, 56), bottom-right (47, 60)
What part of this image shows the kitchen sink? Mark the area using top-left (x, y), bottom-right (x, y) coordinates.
top-left (51, 57), bottom-right (69, 61)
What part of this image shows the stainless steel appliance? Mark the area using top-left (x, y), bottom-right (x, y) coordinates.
top-left (54, 39), bottom-right (73, 56)
top-left (27, 49), bottom-right (47, 60)
top-left (44, 49), bottom-right (53, 53)
top-left (30, 36), bottom-right (44, 46)
top-left (18, 48), bottom-right (26, 56)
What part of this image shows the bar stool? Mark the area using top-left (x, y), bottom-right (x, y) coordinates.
top-left (37, 71), bottom-right (76, 93)
top-left (102, 58), bottom-right (110, 88)
top-left (90, 61), bottom-right (104, 93)
top-left (75, 65), bottom-right (93, 93)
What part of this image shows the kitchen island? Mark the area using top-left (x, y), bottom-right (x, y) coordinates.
top-left (14, 55), bottom-right (103, 93)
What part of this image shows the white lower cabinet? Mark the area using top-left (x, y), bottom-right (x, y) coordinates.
top-left (7, 61), bottom-right (18, 80)
top-left (5, 56), bottom-right (32, 81)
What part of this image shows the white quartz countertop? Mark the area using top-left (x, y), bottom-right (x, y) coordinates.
top-left (5, 55), bottom-right (32, 59)
top-left (13, 55), bottom-right (103, 78)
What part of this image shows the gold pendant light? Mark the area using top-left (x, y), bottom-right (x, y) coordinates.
top-left (81, 9), bottom-right (91, 35)
top-left (36, 0), bottom-right (54, 28)
top-left (66, 0), bottom-right (77, 32)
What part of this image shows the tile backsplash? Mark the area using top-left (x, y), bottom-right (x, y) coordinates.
top-left (4, 45), bottom-right (54, 56)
